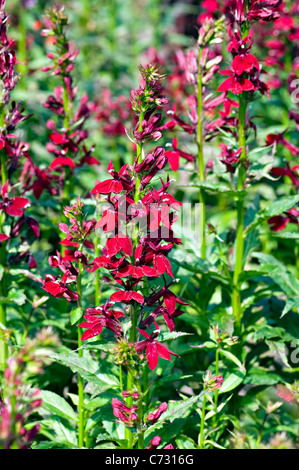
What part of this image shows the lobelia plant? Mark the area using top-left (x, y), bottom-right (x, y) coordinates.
top-left (0, 0), bottom-right (41, 368)
top-left (0, 327), bottom-right (59, 449)
top-left (0, 0), bottom-right (298, 451)
top-left (40, 5), bottom-right (99, 221)
top-left (39, 64), bottom-right (190, 449)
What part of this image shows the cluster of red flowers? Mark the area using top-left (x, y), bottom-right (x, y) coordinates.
top-left (41, 64), bottom-right (186, 375)
top-left (39, 6), bottom-right (99, 186)
top-left (80, 65), bottom-right (185, 370)
top-left (0, 0), bottom-right (39, 269)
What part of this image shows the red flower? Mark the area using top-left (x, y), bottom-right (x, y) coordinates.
top-left (0, 233), bottom-right (9, 243)
top-left (135, 322), bottom-right (179, 370)
top-left (266, 133), bottom-right (299, 156)
top-left (267, 208), bottom-right (299, 231)
top-left (79, 302), bottom-right (124, 340)
top-left (271, 163), bottom-right (299, 187)
top-left (91, 161), bottom-right (132, 195)
top-left (232, 53), bottom-right (259, 76)
top-left (218, 144), bottom-right (243, 173)
top-left (110, 290), bottom-right (144, 304)
top-left (50, 156), bottom-right (75, 171)
top-left (111, 398), bottom-right (138, 426)
top-left (218, 70), bottom-right (255, 95)
top-left (165, 137), bottom-right (194, 172)
top-left (42, 274), bottom-right (78, 302)
top-left (0, 181), bottom-right (30, 217)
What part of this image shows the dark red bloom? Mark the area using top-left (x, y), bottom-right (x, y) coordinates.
top-left (0, 181), bottom-right (30, 217)
top-left (218, 144), bottom-right (243, 173)
top-left (41, 274), bottom-right (78, 302)
top-left (271, 163), bottom-right (299, 187)
top-left (91, 161), bottom-right (132, 195)
top-left (79, 302), bottom-right (124, 340)
top-left (135, 322), bottom-right (179, 370)
top-left (165, 137), bottom-right (194, 172)
top-left (266, 133), bottom-right (299, 156)
top-left (267, 208), bottom-right (299, 231)
top-left (110, 290), bottom-right (144, 304)
top-left (232, 53), bottom-right (259, 76)
top-left (218, 70), bottom-right (255, 95)
top-left (248, 0), bottom-right (282, 22)
top-left (111, 398), bottom-right (138, 426)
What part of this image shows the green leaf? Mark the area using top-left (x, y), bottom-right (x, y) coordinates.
top-left (244, 367), bottom-right (282, 386)
top-left (102, 419), bottom-right (126, 441)
top-left (40, 390), bottom-right (78, 422)
top-left (246, 195), bottom-right (299, 234)
top-left (265, 340), bottom-right (291, 369)
top-left (175, 435), bottom-right (198, 449)
top-left (38, 416), bottom-right (78, 447)
top-left (70, 307), bottom-right (82, 325)
top-left (204, 440), bottom-right (226, 449)
top-left (272, 231), bottom-right (299, 239)
top-left (145, 393), bottom-right (203, 438)
top-left (50, 352), bottom-right (120, 392)
top-left (254, 325), bottom-right (292, 342)
top-left (158, 331), bottom-right (193, 342)
top-left (219, 368), bottom-right (245, 394)
top-left (186, 181), bottom-right (246, 198)
top-left (0, 289), bottom-right (26, 306)
top-left (219, 349), bottom-right (245, 371)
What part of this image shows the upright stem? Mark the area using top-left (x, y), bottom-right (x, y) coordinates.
top-left (232, 93), bottom-right (247, 335)
top-left (134, 110), bottom-right (145, 203)
top-left (199, 391), bottom-right (207, 449)
top-left (197, 48), bottom-right (206, 260)
top-left (0, 104), bottom-right (7, 368)
top-left (18, 9), bottom-right (27, 84)
top-left (125, 110), bottom-right (145, 447)
top-left (0, 212), bottom-right (7, 368)
top-left (94, 201), bottom-right (101, 305)
top-left (213, 348), bottom-right (220, 418)
top-left (77, 261), bottom-right (85, 448)
top-left (136, 377), bottom-right (144, 449)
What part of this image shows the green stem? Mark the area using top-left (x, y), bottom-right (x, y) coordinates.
top-left (197, 48), bottom-right (206, 260)
top-left (18, 9), bottom-right (27, 83)
top-left (94, 235), bottom-right (101, 305)
top-left (0, 105), bottom-right (7, 369)
top-left (77, 261), bottom-right (85, 448)
top-left (0, 203), bottom-right (7, 369)
top-left (134, 110), bottom-right (145, 203)
top-left (295, 242), bottom-right (299, 279)
top-left (214, 348), bottom-right (219, 411)
top-left (199, 391), bottom-right (207, 449)
top-left (136, 377), bottom-right (144, 449)
top-left (232, 93), bottom-right (247, 335)
top-left (119, 364), bottom-right (123, 393)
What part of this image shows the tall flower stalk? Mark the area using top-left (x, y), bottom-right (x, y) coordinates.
top-left (41, 6), bottom-right (99, 230)
top-left (0, 0), bottom-right (36, 367)
top-left (41, 198), bottom-right (96, 447)
top-left (217, 5), bottom-right (276, 338)
top-left (80, 64), bottom-right (184, 449)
